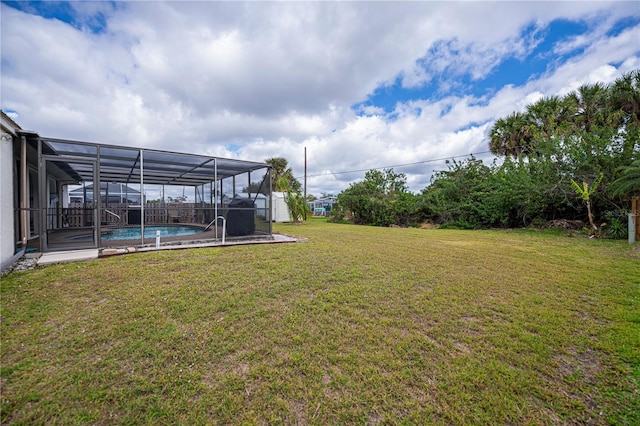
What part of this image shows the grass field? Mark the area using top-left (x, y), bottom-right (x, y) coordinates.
top-left (1, 219), bottom-right (639, 424)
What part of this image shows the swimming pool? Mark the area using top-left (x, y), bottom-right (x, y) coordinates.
top-left (101, 225), bottom-right (204, 241)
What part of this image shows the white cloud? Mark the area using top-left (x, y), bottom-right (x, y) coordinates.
top-left (1, 1), bottom-right (638, 197)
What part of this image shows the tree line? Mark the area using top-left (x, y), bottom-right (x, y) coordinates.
top-left (332, 70), bottom-right (640, 238)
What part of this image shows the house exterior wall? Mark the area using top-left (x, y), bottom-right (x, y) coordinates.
top-left (0, 131), bottom-right (16, 267)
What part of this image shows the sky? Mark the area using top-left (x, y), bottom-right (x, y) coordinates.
top-left (2, 1), bottom-right (639, 197)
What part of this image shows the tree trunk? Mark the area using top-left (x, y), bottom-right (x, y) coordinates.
top-left (586, 200), bottom-right (597, 236)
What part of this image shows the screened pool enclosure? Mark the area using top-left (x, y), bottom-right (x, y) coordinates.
top-left (16, 134), bottom-right (272, 252)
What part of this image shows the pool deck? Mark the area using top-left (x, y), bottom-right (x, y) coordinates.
top-left (35, 233), bottom-right (303, 266)
top-left (37, 249), bottom-right (101, 266)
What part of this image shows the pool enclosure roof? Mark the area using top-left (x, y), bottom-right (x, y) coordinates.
top-left (35, 136), bottom-right (270, 187)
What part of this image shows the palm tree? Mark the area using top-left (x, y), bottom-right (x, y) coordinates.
top-left (567, 83), bottom-right (609, 134)
top-left (525, 96), bottom-right (560, 137)
top-left (284, 191), bottom-right (311, 223)
top-left (610, 160), bottom-right (640, 198)
top-left (562, 82), bottom-right (618, 179)
top-left (524, 96), bottom-right (566, 158)
top-left (265, 157), bottom-right (301, 192)
top-left (489, 112), bottom-right (532, 159)
top-left (266, 157), bottom-right (307, 222)
top-left (610, 69), bottom-right (640, 121)
top-left (609, 70), bottom-right (640, 158)
top-left (266, 157), bottom-right (290, 192)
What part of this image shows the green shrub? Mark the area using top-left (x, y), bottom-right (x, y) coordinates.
top-left (603, 211), bottom-right (629, 239)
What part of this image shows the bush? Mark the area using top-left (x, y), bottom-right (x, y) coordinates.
top-left (327, 207), bottom-right (349, 224)
top-left (337, 169), bottom-right (425, 227)
top-left (602, 211), bottom-right (629, 239)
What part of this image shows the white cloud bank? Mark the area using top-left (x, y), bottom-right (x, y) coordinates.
top-left (1, 1), bottom-right (639, 195)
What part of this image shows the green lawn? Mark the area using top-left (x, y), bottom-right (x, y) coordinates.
top-left (1, 220), bottom-right (639, 424)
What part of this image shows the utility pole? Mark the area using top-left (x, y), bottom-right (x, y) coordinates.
top-left (304, 146), bottom-right (307, 220)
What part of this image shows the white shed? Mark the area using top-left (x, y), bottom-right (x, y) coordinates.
top-left (222, 192), bottom-right (290, 222)
top-left (271, 192), bottom-right (292, 222)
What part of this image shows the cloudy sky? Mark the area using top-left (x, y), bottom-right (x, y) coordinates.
top-left (2, 1), bottom-right (639, 196)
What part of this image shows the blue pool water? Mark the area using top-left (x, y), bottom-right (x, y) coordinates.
top-left (102, 225), bottom-right (204, 241)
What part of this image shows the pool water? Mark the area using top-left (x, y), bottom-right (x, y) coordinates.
top-left (102, 225), bottom-right (204, 241)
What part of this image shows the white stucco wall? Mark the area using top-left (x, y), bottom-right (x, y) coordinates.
top-left (0, 131), bottom-right (16, 267)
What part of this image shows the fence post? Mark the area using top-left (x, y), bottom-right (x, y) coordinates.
top-left (632, 197), bottom-right (640, 241)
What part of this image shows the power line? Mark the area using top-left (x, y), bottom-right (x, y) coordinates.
top-left (300, 150), bottom-right (493, 179)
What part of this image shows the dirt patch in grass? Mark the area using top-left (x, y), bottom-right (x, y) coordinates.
top-left (554, 347), bottom-right (602, 384)
top-left (419, 222), bottom-right (440, 229)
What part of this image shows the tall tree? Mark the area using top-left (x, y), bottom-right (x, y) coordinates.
top-left (265, 157), bottom-right (301, 192)
top-left (489, 112), bottom-right (532, 159)
top-left (337, 169), bottom-right (418, 226)
top-left (265, 157), bottom-right (307, 222)
top-left (610, 70), bottom-right (640, 120)
top-left (565, 83), bottom-right (621, 183)
top-left (483, 70), bottom-right (639, 228)
top-left (610, 70), bottom-right (640, 159)
top-left (610, 160), bottom-right (640, 198)
top-left (568, 83), bottom-right (609, 134)
top-left (524, 95), bottom-right (575, 160)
